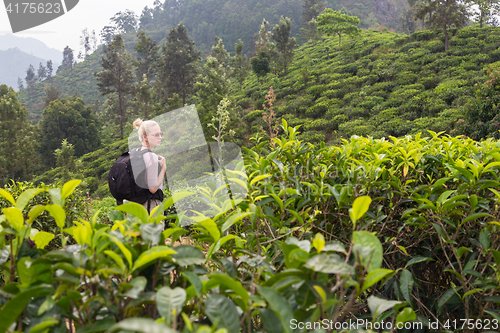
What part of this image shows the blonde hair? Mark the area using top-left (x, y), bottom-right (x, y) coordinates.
top-left (133, 118), bottom-right (159, 143)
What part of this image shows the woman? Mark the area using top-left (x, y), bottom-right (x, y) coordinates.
top-left (133, 118), bottom-right (167, 212)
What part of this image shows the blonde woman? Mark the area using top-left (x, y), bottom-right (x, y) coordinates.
top-left (132, 118), bottom-right (167, 212)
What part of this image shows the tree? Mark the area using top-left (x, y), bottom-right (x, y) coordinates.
top-left (100, 26), bottom-right (117, 45)
top-left (25, 64), bottom-right (36, 90)
top-left (111, 10), bottom-right (138, 34)
top-left (271, 16), bottom-right (297, 76)
top-left (0, 85), bottom-right (37, 184)
top-left (95, 34), bottom-right (135, 139)
top-left (46, 60), bottom-right (53, 80)
top-left (195, 56), bottom-right (230, 125)
top-left (135, 74), bottom-right (153, 119)
top-left (302, 0), bottom-right (324, 40)
top-left (134, 30), bottom-right (159, 82)
top-left (467, 0), bottom-right (500, 27)
top-left (37, 62), bottom-right (47, 82)
top-left (39, 96), bottom-right (101, 167)
top-left (250, 50), bottom-right (270, 83)
top-left (211, 37), bottom-right (229, 67)
top-left (57, 46), bottom-right (74, 74)
top-left (44, 86), bottom-right (61, 107)
top-left (413, 0), bottom-right (468, 50)
top-left (156, 23), bottom-right (200, 105)
top-left (317, 9), bottom-right (361, 55)
top-left (231, 39), bottom-right (250, 91)
top-left (303, 0), bottom-right (325, 23)
top-left (17, 77), bottom-right (24, 91)
top-left (79, 28), bottom-right (91, 58)
top-left (255, 19), bottom-right (272, 52)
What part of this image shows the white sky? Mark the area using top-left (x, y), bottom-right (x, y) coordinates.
top-left (0, 0), bottom-right (157, 52)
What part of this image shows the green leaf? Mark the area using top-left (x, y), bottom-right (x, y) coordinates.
top-left (457, 247), bottom-right (472, 259)
top-left (0, 285), bottom-right (54, 333)
top-left (61, 179), bottom-right (81, 201)
top-left (15, 189), bottom-right (43, 212)
top-left (106, 234), bottom-right (132, 269)
top-left (269, 194), bottom-right (284, 212)
top-left (312, 233), bottom-right (325, 253)
top-left (131, 246), bottom-right (176, 273)
top-left (199, 218), bottom-right (220, 243)
top-left (361, 268), bottom-right (393, 293)
top-left (209, 273), bottom-right (250, 309)
top-left (28, 205), bottom-right (46, 225)
top-left (480, 228), bottom-right (491, 250)
top-left (257, 286), bottom-right (293, 333)
top-left (29, 317), bottom-right (59, 333)
top-left (156, 287), bottom-right (186, 324)
top-left (400, 269), bottom-right (414, 306)
top-left (367, 295), bottom-right (403, 319)
top-left (396, 307), bottom-right (416, 326)
top-left (485, 310), bottom-right (500, 321)
top-left (33, 231), bottom-right (55, 249)
top-left (250, 174), bottom-right (272, 186)
top-left (74, 317), bottom-right (116, 333)
top-left (405, 256), bottom-right (434, 267)
top-left (462, 213), bottom-right (492, 225)
top-left (438, 287), bottom-right (462, 311)
top-left (491, 249), bottom-right (500, 266)
top-left (17, 257), bottom-right (34, 286)
top-left (140, 223), bottom-right (164, 246)
top-left (205, 295), bottom-right (240, 333)
top-left (182, 271), bottom-right (202, 296)
top-left (171, 245), bottom-right (205, 266)
top-left (304, 253), bottom-right (354, 274)
top-left (48, 188), bottom-right (62, 206)
top-left (2, 207), bottom-right (24, 231)
top-left (352, 231), bottom-right (383, 272)
top-left (104, 250), bottom-right (126, 273)
top-left (0, 189), bottom-right (15, 206)
top-left (221, 212), bottom-right (252, 232)
top-left (349, 196), bottom-right (372, 225)
top-left (259, 308), bottom-right (283, 333)
top-left (45, 204), bottom-right (66, 228)
top-left (109, 318), bottom-right (177, 333)
top-left (115, 201), bottom-right (149, 224)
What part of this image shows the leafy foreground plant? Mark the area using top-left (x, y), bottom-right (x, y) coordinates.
top-left (0, 178), bottom-right (414, 333)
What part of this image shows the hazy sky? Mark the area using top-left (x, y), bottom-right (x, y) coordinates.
top-left (0, 0), bottom-right (157, 52)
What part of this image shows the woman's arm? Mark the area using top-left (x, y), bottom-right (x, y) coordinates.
top-left (149, 155), bottom-right (166, 194)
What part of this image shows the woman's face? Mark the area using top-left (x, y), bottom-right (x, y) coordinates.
top-left (145, 124), bottom-right (163, 148)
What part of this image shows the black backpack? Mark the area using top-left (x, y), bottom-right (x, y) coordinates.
top-left (108, 148), bottom-right (164, 210)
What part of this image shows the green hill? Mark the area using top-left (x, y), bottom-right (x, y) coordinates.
top-left (236, 26), bottom-right (500, 144)
top-left (18, 51), bottom-right (103, 122)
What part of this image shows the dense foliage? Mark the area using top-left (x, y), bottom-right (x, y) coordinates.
top-left (2, 124), bottom-right (500, 332)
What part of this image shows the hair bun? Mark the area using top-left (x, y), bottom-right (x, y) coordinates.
top-left (133, 118), bottom-right (143, 130)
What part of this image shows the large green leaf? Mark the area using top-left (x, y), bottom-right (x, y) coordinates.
top-left (0, 285), bottom-right (54, 333)
top-left (259, 308), bottom-right (283, 333)
top-left (257, 286), bottom-right (294, 333)
top-left (208, 273), bottom-right (250, 309)
top-left (0, 189), bottom-right (15, 206)
top-left (131, 246), bottom-right (176, 273)
top-left (171, 245), bottom-right (205, 266)
top-left (15, 189), bottom-right (43, 211)
top-left (361, 268), bottom-right (393, 293)
top-left (367, 295), bottom-right (403, 319)
top-left (400, 269), bottom-right (414, 306)
top-left (304, 253), bottom-right (354, 274)
top-left (29, 317), bottom-right (59, 333)
top-left (349, 195), bottom-right (372, 225)
top-left (109, 318), bottom-right (178, 333)
top-left (45, 204), bottom-right (66, 228)
top-left (61, 179), bottom-right (82, 201)
top-left (198, 218), bottom-right (220, 243)
top-left (182, 271), bottom-right (202, 296)
top-left (204, 294), bottom-right (240, 333)
top-left (352, 231), bottom-right (383, 272)
top-left (156, 287), bottom-right (186, 324)
top-left (140, 223), bottom-right (164, 246)
top-left (33, 231), bottom-right (55, 249)
top-left (115, 202), bottom-right (149, 224)
top-left (2, 207), bottom-right (24, 231)
top-left (106, 234), bottom-right (133, 269)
